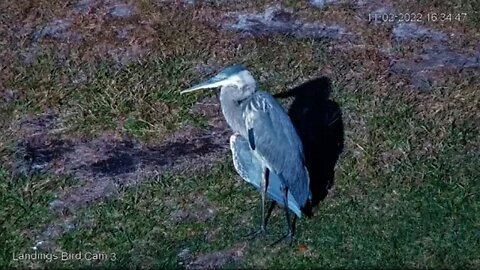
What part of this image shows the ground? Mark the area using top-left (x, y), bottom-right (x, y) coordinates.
top-left (1, 0), bottom-right (479, 268)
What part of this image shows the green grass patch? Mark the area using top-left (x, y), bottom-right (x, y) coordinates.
top-left (0, 168), bottom-right (76, 268)
top-left (7, 54), bottom-right (210, 141)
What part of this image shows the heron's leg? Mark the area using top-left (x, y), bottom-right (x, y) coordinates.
top-left (242, 202), bottom-right (275, 239)
top-left (243, 167), bottom-right (269, 239)
top-left (259, 167), bottom-right (269, 230)
top-left (270, 186), bottom-right (294, 246)
top-left (264, 201), bottom-right (276, 227)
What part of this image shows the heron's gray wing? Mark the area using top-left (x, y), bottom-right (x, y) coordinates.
top-left (230, 134), bottom-right (302, 217)
top-left (244, 92), bottom-right (311, 206)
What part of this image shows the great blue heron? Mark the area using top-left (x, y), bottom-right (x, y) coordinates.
top-left (181, 65), bottom-right (311, 244)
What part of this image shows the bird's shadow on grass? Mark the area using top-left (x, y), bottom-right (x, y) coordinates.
top-left (275, 77), bottom-right (344, 214)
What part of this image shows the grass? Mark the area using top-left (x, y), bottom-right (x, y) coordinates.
top-left (7, 53), bottom-right (206, 141)
top-left (1, 0), bottom-right (479, 268)
top-left (0, 169), bottom-right (73, 267)
top-left (3, 84), bottom-right (478, 268)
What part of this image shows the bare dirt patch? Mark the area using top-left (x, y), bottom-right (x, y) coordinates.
top-left (179, 243), bottom-right (246, 269)
top-left (11, 95), bottom-right (230, 251)
top-left (223, 4), bottom-right (356, 41)
top-left (170, 192), bottom-right (217, 223)
top-left (13, 95), bottom-right (229, 212)
top-left (388, 44), bottom-right (480, 89)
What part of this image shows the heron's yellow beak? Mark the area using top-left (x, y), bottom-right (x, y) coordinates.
top-left (180, 74), bottom-right (228, 94)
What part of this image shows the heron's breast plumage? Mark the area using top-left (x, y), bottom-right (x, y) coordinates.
top-left (219, 89), bottom-right (250, 137)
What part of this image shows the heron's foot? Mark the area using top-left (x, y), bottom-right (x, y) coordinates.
top-left (270, 230), bottom-right (294, 247)
top-left (242, 226), bottom-right (267, 240)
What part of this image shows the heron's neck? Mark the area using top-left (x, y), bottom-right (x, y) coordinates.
top-left (219, 89), bottom-right (250, 136)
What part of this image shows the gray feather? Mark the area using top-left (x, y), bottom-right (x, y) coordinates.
top-left (248, 128), bottom-right (256, 150)
top-left (230, 134), bottom-right (303, 217)
top-left (244, 91), bottom-right (311, 207)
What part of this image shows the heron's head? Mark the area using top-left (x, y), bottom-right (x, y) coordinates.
top-left (181, 65), bottom-right (256, 99)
